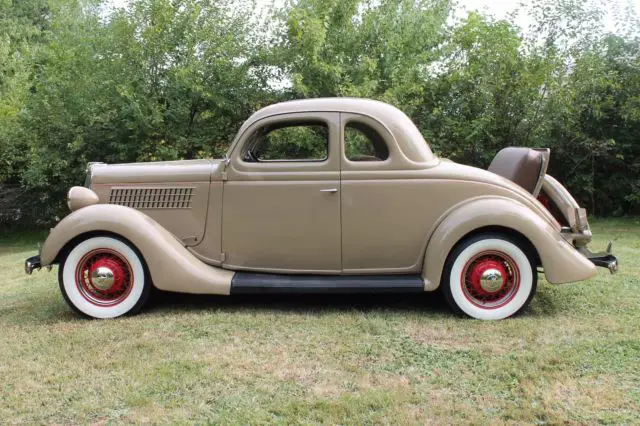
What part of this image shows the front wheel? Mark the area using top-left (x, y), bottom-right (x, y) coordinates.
top-left (59, 236), bottom-right (151, 319)
top-left (441, 234), bottom-right (537, 320)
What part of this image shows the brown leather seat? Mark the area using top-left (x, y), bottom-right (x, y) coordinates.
top-left (488, 147), bottom-right (545, 194)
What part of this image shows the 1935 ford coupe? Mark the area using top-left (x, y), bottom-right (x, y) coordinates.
top-left (24, 98), bottom-right (618, 320)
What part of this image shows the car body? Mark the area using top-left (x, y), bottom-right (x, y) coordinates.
top-left (24, 98), bottom-right (618, 320)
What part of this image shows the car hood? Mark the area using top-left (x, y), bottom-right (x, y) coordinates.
top-left (89, 159), bottom-right (224, 185)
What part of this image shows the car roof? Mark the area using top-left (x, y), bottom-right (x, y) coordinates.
top-left (237, 98), bottom-right (435, 164)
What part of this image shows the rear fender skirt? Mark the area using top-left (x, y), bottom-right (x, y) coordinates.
top-left (40, 204), bottom-right (233, 294)
top-left (422, 197), bottom-right (597, 290)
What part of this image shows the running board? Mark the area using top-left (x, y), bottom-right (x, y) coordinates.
top-left (230, 273), bottom-right (425, 294)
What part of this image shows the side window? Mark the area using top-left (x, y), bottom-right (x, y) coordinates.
top-left (344, 122), bottom-right (389, 162)
top-left (243, 121), bottom-right (328, 162)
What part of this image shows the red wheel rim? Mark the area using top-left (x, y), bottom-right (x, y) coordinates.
top-left (75, 248), bottom-right (134, 307)
top-left (460, 250), bottom-right (520, 309)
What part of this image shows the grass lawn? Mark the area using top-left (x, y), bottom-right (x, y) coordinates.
top-left (1, 219), bottom-right (639, 424)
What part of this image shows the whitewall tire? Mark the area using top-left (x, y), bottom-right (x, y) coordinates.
top-left (58, 236), bottom-right (150, 319)
top-left (441, 234), bottom-right (537, 320)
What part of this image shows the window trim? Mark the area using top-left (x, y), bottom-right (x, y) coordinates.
top-left (340, 114), bottom-right (394, 170)
top-left (343, 121), bottom-right (390, 163)
top-left (241, 119), bottom-right (330, 164)
top-left (228, 111), bottom-right (340, 176)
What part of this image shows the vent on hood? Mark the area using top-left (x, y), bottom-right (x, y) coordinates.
top-left (109, 187), bottom-right (194, 209)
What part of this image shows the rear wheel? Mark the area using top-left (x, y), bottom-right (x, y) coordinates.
top-left (58, 236), bottom-right (150, 319)
top-left (441, 234), bottom-right (537, 320)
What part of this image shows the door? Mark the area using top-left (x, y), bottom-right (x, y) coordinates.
top-left (339, 113), bottom-right (430, 273)
top-left (221, 112), bottom-right (342, 273)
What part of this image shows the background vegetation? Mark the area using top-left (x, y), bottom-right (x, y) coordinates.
top-left (1, 0), bottom-right (639, 227)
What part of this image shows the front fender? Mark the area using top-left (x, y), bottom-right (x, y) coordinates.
top-left (40, 204), bottom-right (233, 294)
top-left (421, 197), bottom-right (597, 290)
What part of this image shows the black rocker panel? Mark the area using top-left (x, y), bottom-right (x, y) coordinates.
top-left (230, 272), bottom-right (424, 294)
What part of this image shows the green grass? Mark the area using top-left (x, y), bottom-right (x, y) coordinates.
top-left (1, 219), bottom-right (639, 424)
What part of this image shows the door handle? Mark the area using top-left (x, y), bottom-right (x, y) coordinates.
top-left (320, 188), bottom-right (338, 193)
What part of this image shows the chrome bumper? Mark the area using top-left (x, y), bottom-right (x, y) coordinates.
top-left (25, 255), bottom-right (42, 275)
top-left (589, 254), bottom-right (618, 274)
top-left (580, 243), bottom-right (618, 274)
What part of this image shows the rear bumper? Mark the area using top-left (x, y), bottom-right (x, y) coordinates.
top-left (25, 255), bottom-right (42, 275)
top-left (579, 243), bottom-right (618, 274)
top-left (589, 254), bottom-right (618, 274)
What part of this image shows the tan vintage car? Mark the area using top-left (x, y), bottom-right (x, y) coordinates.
top-left (24, 98), bottom-right (617, 320)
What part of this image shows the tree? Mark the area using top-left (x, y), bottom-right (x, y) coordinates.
top-left (1, 0), bottom-right (640, 228)
top-left (0, 0), bottom-right (51, 182)
top-left (15, 0), bottom-right (274, 221)
top-left (276, 0), bottom-right (451, 115)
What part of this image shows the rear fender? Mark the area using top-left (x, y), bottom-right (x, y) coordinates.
top-left (40, 204), bottom-right (233, 294)
top-left (422, 197), bottom-right (597, 290)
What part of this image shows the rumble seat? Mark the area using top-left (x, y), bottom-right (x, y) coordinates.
top-left (488, 147), bottom-right (548, 195)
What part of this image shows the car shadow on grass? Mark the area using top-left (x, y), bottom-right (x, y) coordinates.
top-left (4, 281), bottom-right (561, 325)
top-left (144, 277), bottom-right (563, 318)
top-left (3, 292), bottom-right (456, 326)
top-left (146, 290), bottom-right (452, 317)
top-left (145, 285), bottom-right (561, 319)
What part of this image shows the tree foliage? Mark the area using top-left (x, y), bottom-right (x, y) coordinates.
top-left (0, 0), bottom-right (639, 226)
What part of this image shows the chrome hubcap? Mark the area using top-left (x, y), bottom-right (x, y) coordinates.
top-left (91, 266), bottom-right (115, 290)
top-left (479, 268), bottom-right (504, 293)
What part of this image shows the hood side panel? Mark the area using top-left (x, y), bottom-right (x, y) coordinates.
top-left (89, 159), bottom-right (218, 246)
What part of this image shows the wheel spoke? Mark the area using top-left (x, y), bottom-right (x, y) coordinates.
top-left (461, 250), bottom-right (520, 309)
top-left (75, 249), bottom-right (134, 307)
